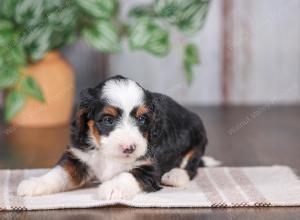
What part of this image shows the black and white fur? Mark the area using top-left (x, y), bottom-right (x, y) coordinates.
top-left (17, 75), bottom-right (208, 200)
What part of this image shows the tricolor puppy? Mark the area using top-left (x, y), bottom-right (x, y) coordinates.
top-left (17, 75), bottom-right (208, 200)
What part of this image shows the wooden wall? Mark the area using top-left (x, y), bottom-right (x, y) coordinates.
top-left (225, 0), bottom-right (300, 105)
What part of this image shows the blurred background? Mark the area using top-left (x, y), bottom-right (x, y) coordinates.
top-left (114, 0), bottom-right (300, 105)
top-left (0, 0), bottom-right (300, 168)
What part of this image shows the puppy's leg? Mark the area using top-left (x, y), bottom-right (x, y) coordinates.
top-left (98, 164), bottom-right (161, 200)
top-left (161, 148), bottom-right (202, 187)
top-left (17, 151), bottom-right (90, 196)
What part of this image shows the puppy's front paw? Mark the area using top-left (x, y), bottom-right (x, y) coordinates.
top-left (97, 172), bottom-right (141, 200)
top-left (17, 178), bottom-right (51, 196)
top-left (161, 168), bottom-right (190, 187)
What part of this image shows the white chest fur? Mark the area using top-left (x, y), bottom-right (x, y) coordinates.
top-left (71, 148), bottom-right (132, 182)
top-left (92, 156), bottom-right (131, 182)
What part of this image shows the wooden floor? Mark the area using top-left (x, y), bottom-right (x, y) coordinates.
top-left (0, 106), bottom-right (300, 219)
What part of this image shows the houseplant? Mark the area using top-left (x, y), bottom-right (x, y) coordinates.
top-left (0, 0), bottom-right (78, 126)
top-left (0, 0), bottom-right (210, 125)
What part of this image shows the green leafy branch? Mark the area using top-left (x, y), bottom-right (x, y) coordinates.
top-left (0, 20), bottom-right (44, 121)
top-left (0, 0), bottom-right (210, 121)
top-left (183, 43), bottom-right (200, 85)
top-left (76, 0), bottom-right (210, 82)
top-left (128, 0), bottom-right (210, 83)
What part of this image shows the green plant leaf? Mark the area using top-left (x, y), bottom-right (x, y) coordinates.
top-left (44, 0), bottom-right (67, 11)
top-left (0, 67), bottom-right (19, 89)
top-left (4, 90), bottom-right (26, 121)
top-left (20, 76), bottom-right (45, 102)
top-left (154, 0), bottom-right (210, 35)
top-left (0, 20), bottom-right (14, 31)
top-left (154, 0), bottom-right (181, 23)
top-left (75, 0), bottom-right (117, 18)
top-left (176, 0), bottom-right (210, 35)
top-left (14, 0), bottom-right (44, 26)
top-left (82, 20), bottom-right (121, 53)
top-left (183, 43), bottom-right (199, 85)
top-left (184, 59), bottom-right (193, 85)
top-left (185, 43), bottom-right (199, 64)
top-left (24, 27), bottom-right (52, 61)
top-left (47, 3), bottom-right (81, 48)
top-left (0, 20), bottom-right (14, 46)
top-left (129, 17), bottom-right (170, 56)
top-left (129, 5), bottom-right (156, 18)
top-left (7, 44), bottom-right (26, 65)
top-left (0, 0), bottom-right (18, 19)
top-left (47, 2), bottom-right (78, 32)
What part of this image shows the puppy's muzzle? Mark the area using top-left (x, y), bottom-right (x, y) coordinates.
top-left (120, 144), bottom-right (136, 154)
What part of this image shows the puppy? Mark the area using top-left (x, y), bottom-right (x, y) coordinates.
top-left (17, 75), bottom-right (208, 200)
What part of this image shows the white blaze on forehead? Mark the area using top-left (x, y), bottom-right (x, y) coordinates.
top-left (102, 78), bottom-right (144, 113)
top-left (100, 78), bottom-right (148, 163)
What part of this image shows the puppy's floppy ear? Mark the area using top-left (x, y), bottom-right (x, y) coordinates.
top-left (76, 88), bottom-right (98, 128)
top-left (79, 88), bottom-right (99, 110)
top-left (71, 88), bottom-right (99, 146)
top-left (148, 96), bottom-right (164, 144)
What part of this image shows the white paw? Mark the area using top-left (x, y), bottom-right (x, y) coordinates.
top-left (202, 156), bottom-right (222, 167)
top-left (97, 173), bottom-right (141, 200)
top-left (17, 178), bottom-right (52, 196)
top-left (161, 168), bottom-right (190, 187)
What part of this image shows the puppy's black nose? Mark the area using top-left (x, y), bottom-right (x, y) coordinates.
top-left (121, 144), bottom-right (136, 154)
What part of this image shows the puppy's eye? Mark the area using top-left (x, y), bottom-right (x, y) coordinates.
top-left (137, 115), bottom-right (148, 126)
top-left (102, 115), bottom-right (114, 126)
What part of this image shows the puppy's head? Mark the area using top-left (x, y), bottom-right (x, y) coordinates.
top-left (71, 75), bottom-right (155, 162)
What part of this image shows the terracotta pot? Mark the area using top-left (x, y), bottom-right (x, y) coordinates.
top-left (11, 51), bottom-right (75, 127)
top-left (7, 125), bottom-right (69, 168)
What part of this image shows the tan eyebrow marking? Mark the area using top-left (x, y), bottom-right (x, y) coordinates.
top-left (102, 106), bottom-right (118, 117)
top-left (136, 105), bottom-right (149, 118)
top-left (87, 120), bottom-right (100, 144)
